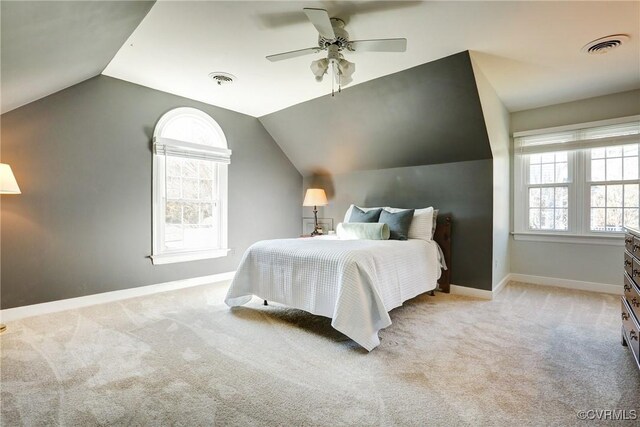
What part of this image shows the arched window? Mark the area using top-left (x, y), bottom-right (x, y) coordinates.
top-left (151, 107), bottom-right (231, 264)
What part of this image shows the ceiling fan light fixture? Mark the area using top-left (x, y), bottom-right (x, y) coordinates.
top-left (310, 58), bottom-right (329, 81)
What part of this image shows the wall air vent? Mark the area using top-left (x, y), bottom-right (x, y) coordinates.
top-left (581, 34), bottom-right (629, 54)
top-left (208, 72), bottom-right (236, 85)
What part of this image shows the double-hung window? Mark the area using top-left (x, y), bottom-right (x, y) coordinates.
top-left (151, 107), bottom-right (231, 264)
top-left (514, 116), bottom-right (640, 242)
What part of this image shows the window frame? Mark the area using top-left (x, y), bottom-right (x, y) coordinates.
top-left (513, 116), bottom-right (640, 246)
top-left (151, 107), bottom-right (231, 265)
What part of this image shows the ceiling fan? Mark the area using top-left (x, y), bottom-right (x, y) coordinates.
top-left (266, 8), bottom-right (407, 94)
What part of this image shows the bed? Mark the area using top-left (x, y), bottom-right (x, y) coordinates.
top-left (225, 217), bottom-right (452, 351)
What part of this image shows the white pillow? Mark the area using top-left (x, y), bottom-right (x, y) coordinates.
top-left (384, 206), bottom-right (435, 241)
top-left (343, 204), bottom-right (385, 223)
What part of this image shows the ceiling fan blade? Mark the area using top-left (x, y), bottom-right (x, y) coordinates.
top-left (303, 8), bottom-right (335, 40)
top-left (348, 38), bottom-right (407, 53)
top-left (266, 47), bottom-right (322, 62)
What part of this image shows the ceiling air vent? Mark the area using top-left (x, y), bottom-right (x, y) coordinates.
top-left (209, 72), bottom-right (236, 86)
top-left (582, 34), bottom-right (629, 54)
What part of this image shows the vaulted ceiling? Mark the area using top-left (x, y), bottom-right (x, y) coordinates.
top-left (0, 1), bottom-right (154, 114)
top-left (102, 1), bottom-right (640, 117)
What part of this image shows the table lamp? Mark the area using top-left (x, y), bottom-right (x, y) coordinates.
top-left (303, 188), bottom-right (328, 236)
top-left (0, 163), bottom-right (21, 333)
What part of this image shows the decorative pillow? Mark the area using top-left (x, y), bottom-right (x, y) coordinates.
top-left (385, 207), bottom-right (435, 241)
top-left (349, 206), bottom-right (383, 223)
top-left (343, 204), bottom-right (384, 223)
top-left (379, 209), bottom-right (415, 240)
top-left (336, 222), bottom-right (390, 240)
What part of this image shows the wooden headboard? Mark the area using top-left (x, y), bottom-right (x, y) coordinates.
top-left (433, 216), bottom-right (451, 293)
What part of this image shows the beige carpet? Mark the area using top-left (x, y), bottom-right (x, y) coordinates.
top-left (1, 281), bottom-right (638, 426)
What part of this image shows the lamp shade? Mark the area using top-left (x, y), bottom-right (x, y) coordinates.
top-left (303, 188), bottom-right (327, 207)
top-left (0, 163), bottom-right (21, 194)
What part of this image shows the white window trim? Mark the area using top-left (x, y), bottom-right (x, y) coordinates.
top-left (514, 115), bottom-right (640, 245)
top-left (151, 107), bottom-right (231, 265)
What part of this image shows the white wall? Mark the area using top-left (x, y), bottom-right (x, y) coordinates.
top-left (510, 89), bottom-right (640, 286)
top-left (471, 53), bottom-right (512, 289)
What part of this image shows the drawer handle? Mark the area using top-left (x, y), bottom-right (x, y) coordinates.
top-left (633, 269), bottom-right (640, 277)
top-left (625, 284), bottom-right (632, 292)
top-left (626, 238), bottom-right (634, 244)
top-left (631, 331), bottom-right (638, 341)
top-left (633, 298), bottom-right (640, 308)
top-left (634, 244), bottom-right (640, 252)
top-left (623, 312), bottom-right (630, 321)
top-left (625, 260), bottom-right (632, 267)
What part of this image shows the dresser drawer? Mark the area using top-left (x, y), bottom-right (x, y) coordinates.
top-left (626, 233), bottom-right (635, 253)
top-left (622, 298), bottom-right (640, 361)
top-left (624, 273), bottom-right (640, 315)
top-left (625, 251), bottom-right (634, 277)
top-left (632, 237), bottom-right (640, 259)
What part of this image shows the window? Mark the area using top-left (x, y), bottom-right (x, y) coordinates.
top-left (514, 116), bottom-right (640, 242)
top-left (152, 107), bottom-right (231, 264)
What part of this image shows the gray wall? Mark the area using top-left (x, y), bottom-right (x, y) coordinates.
top-left (1, 75), bottom-right (302, 309)
top-left (1, 0), bottom-right (155, 113)
top-left (305, 159), bottom-right (494, 291)
top-left (510, 89), bottom-right (640, 286)
top-left (260, 51), bottom-right (492, 176)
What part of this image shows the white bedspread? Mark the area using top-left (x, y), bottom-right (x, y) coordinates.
top-left (225, 237), bottom-right (442, 351)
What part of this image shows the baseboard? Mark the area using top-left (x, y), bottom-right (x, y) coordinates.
top-left (0, 271), bottom-right (236, 323)
top-left (509, 273), bottom-right (622, 295)
top-left (450, 284), bottom-right (494, 300)
top-left (493, 274), bottom-right (510, 296)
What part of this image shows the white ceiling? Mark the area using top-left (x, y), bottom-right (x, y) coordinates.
top-left (101, 1), bottom-right (638, 117)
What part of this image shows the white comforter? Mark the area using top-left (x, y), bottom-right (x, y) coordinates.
top-left (225, 237), bottom-right (442, 351)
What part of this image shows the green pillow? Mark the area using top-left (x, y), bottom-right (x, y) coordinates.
top-left (349, 207), bottom-right (383, 223)
top-left (337, 222), bottom-right (390, 240)
top-left (379, 209), bottom-right (415, 240)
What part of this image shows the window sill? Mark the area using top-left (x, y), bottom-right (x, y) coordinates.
top-left (512, 232), bottom-right (624, 246)
top-left (151, 249), bottom-right (230, 265)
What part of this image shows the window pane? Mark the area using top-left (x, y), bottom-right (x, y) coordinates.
top-left (183, 160), bottom-right (198, 178)
top-left (529, 165), bottom-right (541, 184)
top-left (167, 177), bottom-right (181, 199)
top-left (591, 147), bottom-right (606, 159)
top-left (624, 145), bottom-right (638, 156)
top-left (591, 159), bottom-right (605, 181)
top-left (200, 162), bottom-right (213, 179)
top-left (555, 162), bottom-right (568, 183)
top-left (541, 187), bottom-right (554, 207)
top-left (625, 209), bottom-right (639, 229)
top-left (607, 184), bottom-right (623, 207)
top-left (591, 185), bottom-right (606, 207)
top-left (555, 209), bottom-right (568, 230)
top-left (183, 178), bottom-right (199, 199)
top-left (555, 187), bottom-right (568, 208)
top-left (166, 201), bottom-right (182, 224)
top-left (167, 157), bottom-right (181, 176)
top-left (530, 154), bottom-right (541, 165)
top-left (183, 202), bottom-right (199, 224)
top-left (625, 184), bottom-right (639, 207)
top-left (541, 164), bottom-right (554, 183)
top-left (624, 157), bottom-right (638, 180)
top-left (201, 203), bottom-right (214, 224)
top-left (541, 153), bottom-right (555, 163)
top-left (540, 209), bottom-right (554, 230)
top-left (555, 152), bottom-right (568, 162)
top-left (529, 188), bottom-right (541, 207)
top-left (606, 158), bottom-right (622, 181)
top-left (606, 146), bottom-right (623, 157)
top-left (529, 209), bottom-right (540, 229)
top-left (591, 208), bottom-right (605, 231)
top-left (199, 180), bottom-right (213, 201)
top-left (606, 208), bottom-right (623, 231)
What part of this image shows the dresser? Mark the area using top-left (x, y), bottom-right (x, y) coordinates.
top-left (623, 227), bottom-right (640, 369)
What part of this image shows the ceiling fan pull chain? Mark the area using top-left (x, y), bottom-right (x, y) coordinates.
top-left (331, 61), bottom-right (335, 97)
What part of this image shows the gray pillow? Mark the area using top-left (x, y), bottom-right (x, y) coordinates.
top-left (349, 207), bottom-right (382, 223)
top-left (379, 209), bottom-right (415, 240)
